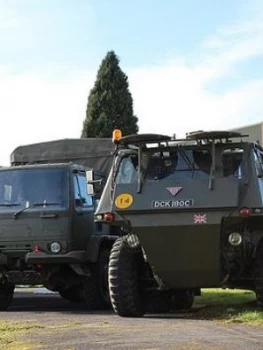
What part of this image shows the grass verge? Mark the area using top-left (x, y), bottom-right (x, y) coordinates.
top-left (191, 288), bottom-right (263, 325)
top-left (0, 321), bottom-right (43, 350)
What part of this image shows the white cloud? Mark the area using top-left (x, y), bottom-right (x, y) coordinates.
top-left (1, 13), bottom-right (263, 165)
top-left (0, 6), bottom-right (21, 29)
top-left (199, 20), bottom-right (263, 80)
top-left (128, 18), bottom-right (263, 136)
top-left (0, 70), bottom-right (96, 165)
top-left (128, 65), bottom-right (263, 138)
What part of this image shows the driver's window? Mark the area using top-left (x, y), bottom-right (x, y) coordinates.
top-left (254, 150), bottom-right (263, 177)
top-left (74, 174), bottom-right (93, 207)
top-left (116, 156), bottom-right (138, 184)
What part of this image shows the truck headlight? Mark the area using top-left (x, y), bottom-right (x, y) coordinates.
top-left (50, 241), bottom-right (61, 253)
top-left (228, 233), bottom-right (242, 246)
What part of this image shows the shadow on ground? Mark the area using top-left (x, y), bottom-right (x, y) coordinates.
top-left (8, 288), bottom-right (263, 325)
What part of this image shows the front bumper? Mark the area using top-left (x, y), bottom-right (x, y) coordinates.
top-left (25, 250), bottom-right (87, 264)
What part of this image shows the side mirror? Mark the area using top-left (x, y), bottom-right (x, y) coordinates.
top-left (87, 183), bottom-right (95, 196)
top-left (86, 169), bottom-right (102, 196)
top-left (86, 170), bottom-right (95, 196)
top-left (86, 169), bottom-right (94, 182)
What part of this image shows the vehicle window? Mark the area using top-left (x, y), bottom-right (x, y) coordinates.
top-left (115, 148), bottom-right (213, 183)
top-left (146, 151), bottom-right (177, 179)
top-left (222, 148), bottom-right (243, 178)
top-left (116, 155), bottom-right (138, 184)
top-left (74, 173), bottom-right (93, 207)
top-left (0, 169), bottom-right (68, 207)
top-left (146, 148), bottom-right (211, 180)
top-left (254, 150), bottom-right (263, 177)
top-left (259, 152), bottom-right (263, 172)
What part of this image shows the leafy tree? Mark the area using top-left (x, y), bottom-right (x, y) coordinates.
top-left (81, 51), bottom-right (139, 138)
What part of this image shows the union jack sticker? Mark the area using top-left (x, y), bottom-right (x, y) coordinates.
top-left (193, 214), bottom-right (207, 224)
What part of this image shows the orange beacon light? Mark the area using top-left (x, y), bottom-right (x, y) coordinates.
top-left (112, 129), bottom-right (122, 143)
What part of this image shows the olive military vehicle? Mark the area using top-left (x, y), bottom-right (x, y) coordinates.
top-left (0, 138), bottom-right (117, 310)
top-left (89, 130), bottom-right (263, 317)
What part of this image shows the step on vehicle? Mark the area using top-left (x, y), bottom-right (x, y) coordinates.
top-left (87, 129), bottom-right (263, 317)
top-left (0, 138), bottom-right (118, 310)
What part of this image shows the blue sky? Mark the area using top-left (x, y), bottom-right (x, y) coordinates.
top-left (1, 0), bottom-right (248, 69)
top-left (1, 0), bottom-right (263, 164)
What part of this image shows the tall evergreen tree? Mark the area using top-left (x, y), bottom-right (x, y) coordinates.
top-left (81, 51), bottom-right (139, 138)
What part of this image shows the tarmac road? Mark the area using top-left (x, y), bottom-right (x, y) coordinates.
top-left (0, 288), bottom-right (262, 350)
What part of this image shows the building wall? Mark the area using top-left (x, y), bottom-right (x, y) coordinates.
top-left (231, 122), bottom-right (263, 144)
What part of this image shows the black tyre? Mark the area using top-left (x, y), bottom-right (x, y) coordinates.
top-left (168, 290), bottom-right (194, 311)
top-left (108, 237), bottom-right (145, 317)
top-left (59, 287), bottom-right (82, 303)
top-left (82, 249), bottom-right (111, 310)
top-left (0, 276), bottom-right (15, 311)
top-left (254, 239), bottom-right (263, 306)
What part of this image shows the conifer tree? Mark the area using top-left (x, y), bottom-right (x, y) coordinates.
top-left (81, 51), bottom-right (139, 138)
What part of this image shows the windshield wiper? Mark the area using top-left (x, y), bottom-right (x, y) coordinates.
top-left (178, 145), bottom-right (194, 172)
top-left (137, 147), bottom-right (142, 193)
top-left (13, 201), bottom-right (60, 219)
top-left (208, 140), bottom-right (216, 190)
top-left (0, 203), bottom-right (21, 207)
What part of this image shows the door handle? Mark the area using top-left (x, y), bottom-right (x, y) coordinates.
top-left (39, 214), bottom-right (58, 218)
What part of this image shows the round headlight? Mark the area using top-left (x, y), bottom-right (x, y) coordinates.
top-left (50, 241), bottom-right (61, 253)
top-left (228, 233), bottom-right (242, 246)
top-left (95, 214), bottom-right (103, 221)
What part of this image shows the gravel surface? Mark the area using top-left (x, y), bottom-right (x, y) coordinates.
top-left (0, 289), bottom-right (262, 350)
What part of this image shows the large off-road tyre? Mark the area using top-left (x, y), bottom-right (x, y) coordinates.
top-left (0, 275), bottom-right (15, 311)
top-left (59, 287), bottom-right (82, 303)
top-left (82, 248), bottom-right (111, 310)
top-left (254, 239), bottom-right (263, 306)
top-left (108, 237), bottom-right (146, 317)
top-left (168, 290), bottom-right (194, 311)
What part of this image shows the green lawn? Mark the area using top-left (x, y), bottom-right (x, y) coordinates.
top-left (191, 289), bottom-right (263, 325)
top-left (0, 322), bottom-right (43, 350)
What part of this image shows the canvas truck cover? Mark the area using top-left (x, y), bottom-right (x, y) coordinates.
top-left (10, 138), bottom-right (115, 179)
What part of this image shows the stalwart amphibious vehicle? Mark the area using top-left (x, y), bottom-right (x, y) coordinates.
top-left (88, 130), bottom-right (263, 317)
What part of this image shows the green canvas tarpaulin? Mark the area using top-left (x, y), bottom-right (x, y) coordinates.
top-left (10, 138), bottom-right (115, 179)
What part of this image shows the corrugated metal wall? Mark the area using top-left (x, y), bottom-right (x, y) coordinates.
top-left (231, 122), bottom-right (263, 144)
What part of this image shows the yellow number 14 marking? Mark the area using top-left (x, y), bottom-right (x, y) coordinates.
top-left (115, 193), bottom-right (133, 209)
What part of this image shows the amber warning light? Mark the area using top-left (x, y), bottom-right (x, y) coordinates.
top-left (112, 129), bottom-right (122, 143)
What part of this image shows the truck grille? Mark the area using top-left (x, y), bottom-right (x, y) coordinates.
top-left (7, 271), bottom-right (43, 285)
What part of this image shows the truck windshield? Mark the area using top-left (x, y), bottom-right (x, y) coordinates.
top-left (0, 168), bottom-right (68, 208)
top-left (115, 145), bottom-right (243, 184)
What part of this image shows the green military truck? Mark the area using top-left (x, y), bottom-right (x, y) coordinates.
top-left (89, 130), bottom-right (263, 317)
top-left (0, 138), bottom-right (117, 310)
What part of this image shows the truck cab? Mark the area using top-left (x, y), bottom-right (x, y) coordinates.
top-left (0, 138), bottom-right (117, 310)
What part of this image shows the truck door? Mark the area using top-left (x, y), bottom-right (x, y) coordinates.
top-left (73, 171), bottom-right (110, 246)
top-left (73, 172), bottom-right (99, 247)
